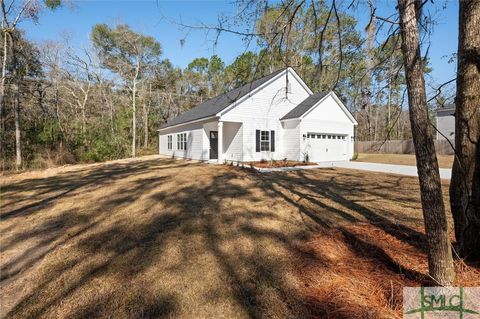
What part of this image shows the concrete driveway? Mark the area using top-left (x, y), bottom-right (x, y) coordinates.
top-left (255, 161), bottom-right (451, 180)
top-left (328, 161), bottom-right (452, 180)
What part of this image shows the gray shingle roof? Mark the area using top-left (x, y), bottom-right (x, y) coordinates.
top-left (436, 104), bottom-right (455, 117)
top-left (161, 69), bottom-right (285, 129)
top-left (280, 92), bottom-right (328, 120)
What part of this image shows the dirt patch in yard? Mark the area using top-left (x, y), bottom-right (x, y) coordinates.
top-left (356, 153), bottom-right (454, 169)
top-left (1, 156), bottom-right (477, 319)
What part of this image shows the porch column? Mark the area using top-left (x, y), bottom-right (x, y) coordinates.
top-left (217, 121), bottom-right (223, 163)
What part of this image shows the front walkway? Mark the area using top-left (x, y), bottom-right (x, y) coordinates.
top-left (330, 161), bottom-right (452, 180)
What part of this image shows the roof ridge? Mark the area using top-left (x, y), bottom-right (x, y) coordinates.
top-left (160, 68), bottom-right (287, 129)
top-left (194, 68), bottom-right (285, 106)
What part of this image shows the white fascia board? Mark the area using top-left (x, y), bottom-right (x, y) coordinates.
top-left (280, 118), bottom-right (301, 122)
top-left (286, 67), bottom-right (314, 95)
top-left (157, 115), bottom-right (218, 132)
top-left (300, 92), bottom-right (358, 125)
top-left (329, 91), bottom-right (358, 125)
top-left (299, 93), bottom-right (331, 119)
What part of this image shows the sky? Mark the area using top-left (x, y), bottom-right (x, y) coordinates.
top-left (22, 0), bottom-right (459, 87)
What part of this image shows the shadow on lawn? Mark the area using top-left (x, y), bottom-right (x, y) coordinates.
top-left (1, 159), bottom-right (188, 220)
top-left (252, 169), bottom-right (429, 282)
top-left (2, 159), bottom-right (429, 318)
top-left (256, 169), bottom-right (426, 248)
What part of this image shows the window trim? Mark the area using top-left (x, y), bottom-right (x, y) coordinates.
top-left (260, 130), bottom-right (270, 151)
top-left (176, 133), bottom-right (187, 150)
top-left (167, 135), bottom-right (172, 150)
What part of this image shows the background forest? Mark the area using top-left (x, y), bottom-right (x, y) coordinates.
top-left (1, 0), bottom-right (449, 170)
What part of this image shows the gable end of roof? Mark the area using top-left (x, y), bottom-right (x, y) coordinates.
top-left (280, 91), bottom-right (357, 125)
top-left (280, 92), bottom-right (328, 120)
top-left (159, 69), bottom-right (286, 129)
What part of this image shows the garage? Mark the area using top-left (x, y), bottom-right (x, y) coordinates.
top-left (305, 133), bottom-right (348, 162)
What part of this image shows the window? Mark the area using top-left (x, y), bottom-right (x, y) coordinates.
top-left (260, 130), bottom-right (270, 151)
top-left (167, 135), bottom-right (172, 150)
top-left (256, 130), bottom-right (275, 152)
top-left (307, 133), bottom-right (348, 140)
top-left (177, 133), bottom-right (187, 150)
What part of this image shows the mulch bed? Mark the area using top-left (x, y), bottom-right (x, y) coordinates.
top-left (245, 160), bottom-right (317, 168)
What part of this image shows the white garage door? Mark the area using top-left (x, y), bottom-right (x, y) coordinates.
top-left (306, 133), bottom-right (348, 162)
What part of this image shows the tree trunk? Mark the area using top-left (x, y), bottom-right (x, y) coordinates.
top-left (1, 28), bottom-right (7, 156)
top-left (81, 103), bottom-right (86, 136)
top-left (398, 0), bottom-right (455, 286)
top-left (13, 81), bottom-right (21, 170)
top-left (386, 59), bottom-right (393, 140)
top-left (365, 19), bottom-right (375, 141)
top-left (132, 79), bottom-right (137, 158)
top-left (143, 101), bottom-right (148, 148)
top-left (450, 0), bottom-right (480, 261)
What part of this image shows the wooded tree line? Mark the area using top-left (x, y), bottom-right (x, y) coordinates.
top-left (1, 0), bottom-right (430, 171)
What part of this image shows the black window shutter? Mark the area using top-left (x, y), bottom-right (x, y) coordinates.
top-left (270, 130), bottom-right (275, 152)
top-left (256, 130), bottom-right (260, 152)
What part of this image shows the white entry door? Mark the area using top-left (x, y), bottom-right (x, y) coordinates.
top-left (306, 133), bottom-right (347, 162)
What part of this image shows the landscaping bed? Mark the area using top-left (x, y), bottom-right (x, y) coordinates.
top-left (245, 160), bottom-right (317, 168)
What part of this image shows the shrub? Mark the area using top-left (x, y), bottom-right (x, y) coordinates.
top-left (352, 152), bottom-right (359, 161)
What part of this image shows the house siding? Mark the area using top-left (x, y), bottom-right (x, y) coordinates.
top-left (220, 69), bottom-right (310, 161)
top-left (436, 114), bottom-right (455, 141)
top-left (281, 120), bottom-right (301, 161)
top-left (158, 122), bottom-right (206, 160)
top-left (223, 122), bottom-right (243, 162)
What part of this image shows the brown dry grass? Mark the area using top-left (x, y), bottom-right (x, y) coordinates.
top-left (1, 156), bottom-right (478, 319)
top-left (356, 153), bottom-right (454, 169)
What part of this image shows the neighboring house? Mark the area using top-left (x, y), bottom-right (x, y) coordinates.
top-left (158, 67), bottom-right (357, 163)
top-left (436, 105), bottom-right (455, 141)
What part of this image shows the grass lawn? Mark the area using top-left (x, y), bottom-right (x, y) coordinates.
top-left (1, 156), bottom-right (478, 319)
top-left (355, 153), bottom-right (454, 169)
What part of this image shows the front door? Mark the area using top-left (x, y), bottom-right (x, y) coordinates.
top-left (209, 131), bottom-right (218, 159)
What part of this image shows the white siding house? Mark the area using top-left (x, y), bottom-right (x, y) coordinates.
top-left (436, 105), bottom-right (455, 142)
top-left (158, 68), bottom-right (357, 163)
